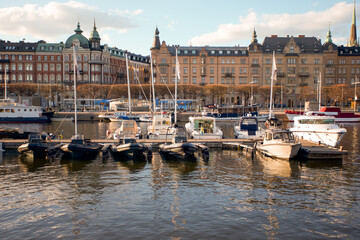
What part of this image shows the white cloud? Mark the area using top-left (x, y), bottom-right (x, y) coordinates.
top-left (189, 2), bottom-right (353, 46)
top-left (0, 1), bottom-right (140, 42)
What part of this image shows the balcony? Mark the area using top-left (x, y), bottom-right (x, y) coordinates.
top-left (88, 60), bottom-right (104, 65)
top-left (200, 82), bottom-right (207, 86)
top-left (224, 73), bottom-right (233, 77)
top-left (299, 83), bottom-right (308, 86)
top-left (298, 72), bottom-right (310, 77)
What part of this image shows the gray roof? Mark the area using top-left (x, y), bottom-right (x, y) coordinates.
top-left (167, 46), bottom-right (248, 56)
top-left (262, 36), bottom-right (323, 54)
top-left (0, 40), bottom-right (37, 52)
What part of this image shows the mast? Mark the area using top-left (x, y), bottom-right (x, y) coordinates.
top-left (150, 54), bottom-right (156, 113)
top-left (318, 72), bottom-right (322, 111)
top-left (269, 51), bottom-right (277, 119)
top-left (125, 53), bottom-right (132, 114)
top-left (4, 66), bottom-right (7, 100)
top-left (73, 45), bottom-right (78, 135)
top-left (174, 46), bottom-right (180, 123)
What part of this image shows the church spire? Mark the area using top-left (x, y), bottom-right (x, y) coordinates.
top-left (349, 0), bottom-right (358, 46)
top-left (151, 26), bottom-right (161, 49)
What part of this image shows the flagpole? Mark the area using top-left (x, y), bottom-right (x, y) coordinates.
top-left (125, 53), bottom-right (132, 114)
top-left (174, 45), bottom-right (179, 124)
top-left (354, 76), bottom-right (358, 113)
top-left (318, 72), bottom-right (322, 111)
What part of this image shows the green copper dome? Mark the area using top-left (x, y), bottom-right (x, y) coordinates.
top-left (90, 20), bottom-right (101, 40)
top-left (65, 22), bottom-right (90, 48)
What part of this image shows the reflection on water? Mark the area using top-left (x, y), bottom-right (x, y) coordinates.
top-left (0, 122), bottom-right (359, 239)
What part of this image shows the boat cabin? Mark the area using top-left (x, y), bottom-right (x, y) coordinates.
top-left (295, 117), bottom-right (336, 125)
top-left (238, 117), bottom-right (258, 135)
top-left (203, 105), bottom-right (259, 118)
top-left (264, 130), bottom-right (295, 142)
top-left (193, 118), bottom-right (215, 133)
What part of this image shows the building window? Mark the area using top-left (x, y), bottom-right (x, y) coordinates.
top-left (183, 58), bottom-right (188, 64)
top-left (252, 58), bottom-right (259, 64)
top-left (287, 58), bottom-right (296, 64)
top-left (301, 59), bottom-right (307, 64)
top-left (221, 58), bottom-right (225, 64)
top-left (210, 58), bottom-right (214, 64)
top-left (210, 67), bottom-right (214, 74)
top-left (314, 59), bottom-right (320, 64)
top-left (210, 77), bottom-right (214, 84)
top-left (183, 67), bottom-right (187, 74)
top-left (192, 58), bottom-right (197, 64)
top-left (192, 67), bottom-right (196, 74)
top-left (161, 58), bottom-right (166, 64)
top-left (221, 77), bottom-right (225, 84)
top-left (183, 76), bottom-right (187, 84)
top-left (192, 77), bottom-right (196, 84)
top-left (265, 58), bottom-right (271, 64)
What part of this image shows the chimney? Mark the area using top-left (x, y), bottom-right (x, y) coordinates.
top-left (271, 35), bottom-right (278, 38)
top-left (298, 35), bottom-right (305, 38)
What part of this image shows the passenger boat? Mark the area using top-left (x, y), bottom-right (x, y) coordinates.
top-left (289, 115), bottom-right (347, 147)
top-left (256, 128), bottom-right (301, 159)
top-left (202, 105), bottom-right (269, 121)
top-left (285, 107), bottom-right (360, 123)
top-left (234, 116), bottom-right (264, 139)
top-left (0, 99), bottom-right (49, 123)
top-left (18, 133), bottom-right (62, 158)
top-left (185, 116), bottom-right (223, 139)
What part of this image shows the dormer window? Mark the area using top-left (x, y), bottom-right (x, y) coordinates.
top-left (290, 46), bottom-right (294, 53)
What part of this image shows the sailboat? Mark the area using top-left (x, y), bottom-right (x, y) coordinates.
top-left (60, 45), bottom-right (101, 160)
top-left (159, 47), bottom-right (209, 161)
top-left (146, 53), bottom-right (175, 139)
top-left (256, 51), bottom-right (301, 159)
top-left (109, 53), bottom-right (140, 122)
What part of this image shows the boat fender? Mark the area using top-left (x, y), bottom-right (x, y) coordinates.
top-left (217, 113), bottom-right (221, 117)
top-left (106, 129), bottom-right (111, 137)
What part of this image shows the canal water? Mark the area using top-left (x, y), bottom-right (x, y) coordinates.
top-left (0, 121), bottom-right (359, 239)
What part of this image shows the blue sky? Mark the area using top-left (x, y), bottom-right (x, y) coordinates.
top-left (0, 1), bottom-right (357, 56)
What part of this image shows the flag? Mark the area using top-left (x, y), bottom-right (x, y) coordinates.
top-left (175, 51), bottom-right (181, 80)
top-left (271, 51), bottom-right (277, 81)
top-left (73, 45), bottom-right (81, 76)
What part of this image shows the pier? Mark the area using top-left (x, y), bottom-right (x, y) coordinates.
top-left (1, 138), bottom-right (347, 160)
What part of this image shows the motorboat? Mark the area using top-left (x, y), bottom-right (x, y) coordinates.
top-left (285, 107), bottom-right (360, 123)
top-left (159, 126), bottom-right (201, 161)
top-left (185, 116), bottom-right (223, 139)
top-left (106, 120), bottom-right (142, 140)
top-left (234, 116), bottom-right (264, 139)
top-left (147, 114), bottom-right (175, 139)
top-left (18, 133), bottom-right (62, 159)
top-left (61, 134), bottom-right (101, 160)
top-left (108, 139), bottom-right (151, 161)
top-left (0, 98), bottom-right (50, 123)
top-left (0, 128), bottom-right (37, 139)
top-left (289, 115), bottom-right (346, 147)
top-left (256, 128), bottom-right (301, 159)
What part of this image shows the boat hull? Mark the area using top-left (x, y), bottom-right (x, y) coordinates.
top-left (0, 116), bottom-right (50, 123)
top-left (290, 130), bottom-right (346, 147)
top-left (257, 143), bottom-right (301, 159)
top-left (111, 143), bottom-right (148, 161)
top-left (61, 143), bottom-right (100, 160)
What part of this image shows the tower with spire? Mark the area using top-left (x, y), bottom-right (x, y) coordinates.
top-left (151, 26), bottom-right (161, 50)
top-left (90, 19), bottom-right (101, 50)
top-left (349, 0), bottom-right (358, 47)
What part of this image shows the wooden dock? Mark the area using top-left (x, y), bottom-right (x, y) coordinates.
top-left (0, 138), bottom-right (347, 160)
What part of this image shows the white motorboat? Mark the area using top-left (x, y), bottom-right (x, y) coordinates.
top-left (289, 115), bottom-right (346, 147)
top-left (147, 114), bottom-right (175, 139)
top-left (234, 116), bottom-right (264, 139)
top-left (185, 116), bottom-right (223, 139)
top-left (106, 120), bottom-right (142, 140)
top-left (256, 128), bottom-right (301, 159)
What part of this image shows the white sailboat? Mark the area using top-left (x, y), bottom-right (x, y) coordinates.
top-left (61, 44), bottom-right (100, 160)
top-left (257, 51), bottom-right (301, 159)
top-left (109, 53), bottom-right (140, 122)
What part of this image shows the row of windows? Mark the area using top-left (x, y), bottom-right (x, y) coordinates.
top-left (173, 49), bottom-right (247, 55)
top-left (0, 54), bottom-right (33, 60)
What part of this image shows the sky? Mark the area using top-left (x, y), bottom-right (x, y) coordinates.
top-left (0, 0), bottom-right (358, 56)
